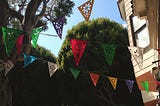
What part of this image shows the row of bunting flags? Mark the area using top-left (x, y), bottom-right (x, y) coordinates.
top-left (1, 0), bottom-right (158, 94)
top-left (1, 26), bottom-right (144, 68)
top-left (70, 68), bottom-right (160, 94)
top-left (22, 53), bottom-right (152, 94)
top-left (70, 39), bottom-right (144, 68)
top-left (1, 14), bottom-right (65, 56)
top-left (69, 67), bottom-right (152, 94)
top-left (0, 52), bottom-right (151, 94)
top-left (0, 52), bottom-right (148, 94)
top-left (0, 54), bottom-right (58, 77)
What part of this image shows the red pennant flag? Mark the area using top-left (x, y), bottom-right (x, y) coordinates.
top-left (156, 48), bottom-right (160, 54)
top-left (16, 35), bottom-right (24, 54)
top-left (70, 39), bottom-right (87, 66)
top-left (90, 73), bottom-right (100, 87)
top-left (156, 81), bottom-right (160, 86)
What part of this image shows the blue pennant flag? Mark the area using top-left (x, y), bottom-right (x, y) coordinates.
top-left (23, 53), bottom-right (37, 68)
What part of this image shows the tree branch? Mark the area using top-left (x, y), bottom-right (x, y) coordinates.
top-left (35, 0), bottom-right (49, 24)
top-left (23, 0), bottom-right (43, 29)
top-left (8, 7), bottom-right (45, 28)
top-left (8, 8), bottom-right (23, 22)
top-left (18, 0), bottom-right (27, 13)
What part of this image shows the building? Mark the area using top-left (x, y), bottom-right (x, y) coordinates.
top-left (117, 0), bottom-right (160, 105)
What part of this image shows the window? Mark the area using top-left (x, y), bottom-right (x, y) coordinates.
top-left (131, 16), bottom-right (150, 48)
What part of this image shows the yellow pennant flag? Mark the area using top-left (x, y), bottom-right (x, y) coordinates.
top-left (108, 76), bottom-right (118, 90)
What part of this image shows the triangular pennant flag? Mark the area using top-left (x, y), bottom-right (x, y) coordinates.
top-left (4, 60), bottom-right (14, 76)
top-left (125, 80), bottom-right (134, 94)
top-left (156, 48), bottom-right (160, 54)
top-left (78, 0), bottom-right (94, 21)
top-left (2, 27), bottom-right (23, 56)
top-left (0, 59), bottom-right (14, 76)
top-left (52, 16), bottom-right (65, 39)
top-left (102, 44), bottom-right (116, 66)
top-left (31, 27), bottom-right (42, 48)
top-left (141, 81), bottom-right (149, 93)
top-left (70, 39), bottom-right (87, 66)
top-left (108, 76), bottom-right (118, 90)
top-left (23, 53), bottom-right (37, 68)
top-left (128, 46), bottom-right (143, 69)
top-left (48, 62), bottom-right (58, 77)
top-left (70, 68), bottom-right (80, 80)
top-left (89, 73), bottom-right (100, 87)
top-left (16, 34), bottom-right (24, 54)
top-left (156, 81), bottom-right (160, 86)
top-left (0, 59), bottom-right (5, 72)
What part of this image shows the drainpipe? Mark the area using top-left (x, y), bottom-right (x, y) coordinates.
top-left (158, 0), bottom-right (160, 105)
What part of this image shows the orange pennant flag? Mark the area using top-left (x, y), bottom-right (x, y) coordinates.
top-left (89, 73), bottom-right (100, 87)
top-left (78, 0), bottom-right (94, 21)
top-left (108, 76), bottom-right (118, 90)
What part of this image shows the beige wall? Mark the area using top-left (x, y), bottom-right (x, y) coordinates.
top-left (122, 0), bottom-right (159, 104)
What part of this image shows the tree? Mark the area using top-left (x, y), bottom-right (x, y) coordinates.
top-left (57, 18), bottom-right (144, 105)
top-left (30, 45), bottom-right (56, 63)
top-left (0, 0), bottom-right (74, 105)
top-left (7, 45), bottom-right (57, 106)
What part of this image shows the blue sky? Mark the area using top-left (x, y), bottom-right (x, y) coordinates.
top-left (37, 0), bottom-right (126, 57)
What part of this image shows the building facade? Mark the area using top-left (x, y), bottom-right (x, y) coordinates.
top-left (117, 0), bottom-right (160, 105)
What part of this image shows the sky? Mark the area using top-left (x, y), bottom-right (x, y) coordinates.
top-left (37, 0), bottom-right (126, 57)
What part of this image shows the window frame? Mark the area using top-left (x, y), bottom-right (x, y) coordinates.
top-left (130, 15), bottom-right (150, 48)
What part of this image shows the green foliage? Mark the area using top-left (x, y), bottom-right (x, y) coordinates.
top-left (57, 18), bottom-right (129, 72)
top-left (30, 45), bottom-right (56, 63)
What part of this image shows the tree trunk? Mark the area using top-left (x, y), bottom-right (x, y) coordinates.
top-left (0, 0), bottom-right (12, 106)
top-left (0, 0), bottom-right (43, 105)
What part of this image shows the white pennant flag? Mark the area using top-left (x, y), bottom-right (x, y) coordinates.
top-left (48, 62), bottom-right (58, 77)
top-left (128, 46), bottom-right (143, 69)
top-left (0, 59), bottom-right (14, 76)
top-left (4, 60), bottom-right (14, 76)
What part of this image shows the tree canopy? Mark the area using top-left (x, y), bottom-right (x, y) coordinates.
top-left (30, 45), bottom-right (56, 63)
top-left (0, 0), bottom-right (74, 62)
top-left (56, 18), bottom-right (143, 105)
top-left (0, 0), bottom-right (74, 106)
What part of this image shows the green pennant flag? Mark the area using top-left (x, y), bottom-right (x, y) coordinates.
top-left (141, 81), bottom-right (149, 93)
top-left (31, 27), bottom-right (42, 48)
top-left (70, 68), bottom-right (80, 80)
top-left (102, 44), bottom-right (116, 66)
top-left (2, 27), bottom-right (23, 56)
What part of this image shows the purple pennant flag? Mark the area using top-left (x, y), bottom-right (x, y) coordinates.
top-left (52, 16), bottom-right (65, 39)
top-left (125, 80), bottom-right (134, 94)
